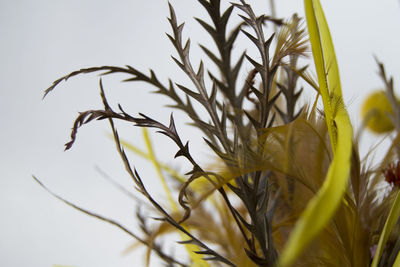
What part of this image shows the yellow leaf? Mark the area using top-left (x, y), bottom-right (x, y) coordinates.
top-left (121, 241), bottom-right (142, 256)
top-left (277, 1), bottom-right (353, 266)
top-left (117, 136), bottom-right (186, 183)
top-left (142, 128), bottom-right (209, 267)
top-left (394, 249), bottom-right (400, 267)
top-left (371, 190), bottom-right (400, 267)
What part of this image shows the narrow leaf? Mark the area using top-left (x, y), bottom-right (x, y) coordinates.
top-left (394, 250), bottom-right (400, 267)
top-left (142, 128), bottom-right (209, 267)
top-left (277, 1), bottom-right (353, 266)
top-left (371, 190), bottom-right (400, 267)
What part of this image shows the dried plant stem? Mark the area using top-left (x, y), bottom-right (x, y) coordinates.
top-left (31, 176), bottom-right (189, 267)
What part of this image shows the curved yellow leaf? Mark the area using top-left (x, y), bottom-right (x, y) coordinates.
top-left (277, 1), bottom-right (353, 266)
top-left (394, 249), bottom-right (400, 267)
top-left (371, 190), bottom-right (400, 267)
top-left (304, 0), bottom-right (338, 150)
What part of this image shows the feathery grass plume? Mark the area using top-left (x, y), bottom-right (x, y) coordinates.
top-left (38, 0), bottom-right (400, 266)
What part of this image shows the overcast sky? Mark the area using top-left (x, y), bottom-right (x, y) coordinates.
top-left (1, 1), bottom-right (400, 266)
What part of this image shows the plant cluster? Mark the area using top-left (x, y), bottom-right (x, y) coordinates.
top-left (38, 0), bottom-right (400, 266)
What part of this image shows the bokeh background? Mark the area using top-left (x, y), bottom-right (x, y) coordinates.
top-left (1, 0), bottom-right (400, 266)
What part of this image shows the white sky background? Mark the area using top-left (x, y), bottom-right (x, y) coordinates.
top-left (1, 0), bottom-right (400, 266)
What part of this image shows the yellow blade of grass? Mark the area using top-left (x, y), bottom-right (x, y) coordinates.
top-left (142, 128), bottom-right (209, 267)
top-left (117, 136), bottom-right (186, 183)
top-left (278, 1), bottom-right (353, 266)
top-left (119, 136), bottom-right (218, 193)
top-left (121, 241), bottom-right (142, 256)
top-left (304, 0), bottom-right (339, 150)
top-left (142, 128), bottom-right (175, 207)
top-left (371, 190), bottom-right (400, 267)
top-left (394, 250), bottom-right (400, 267)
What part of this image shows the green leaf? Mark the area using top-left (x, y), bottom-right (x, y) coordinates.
top-left (277, 1), bottom-right (353, 266)
top-left (371, 190), bottom-right (400, 267)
